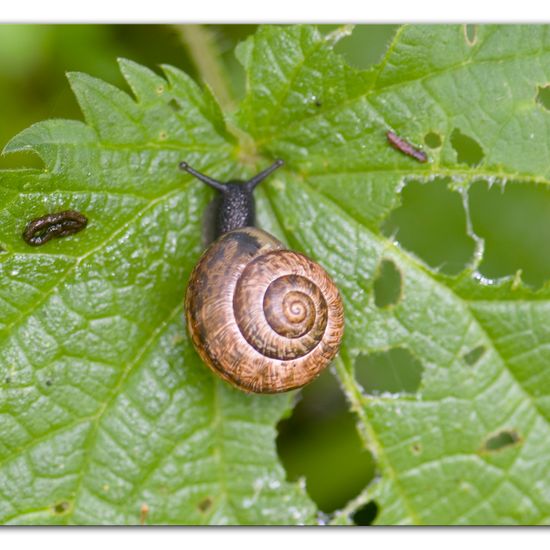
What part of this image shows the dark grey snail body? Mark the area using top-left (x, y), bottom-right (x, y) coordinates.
top-left (180, 160), bottom-right (344, 394)
top-left (180, 160), bottom-right (282, 238)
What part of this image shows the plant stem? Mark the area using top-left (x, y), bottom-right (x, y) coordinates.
top-left (176, 25), bottom-right (236, 113)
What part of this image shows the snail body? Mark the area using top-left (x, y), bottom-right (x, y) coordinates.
top-left (180, 160), bottom-right (344, 394)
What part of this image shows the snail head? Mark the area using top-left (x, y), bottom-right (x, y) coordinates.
top-left (179, 159), bottom-right (284, 237)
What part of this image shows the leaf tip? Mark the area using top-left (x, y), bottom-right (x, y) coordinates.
top-left (116, 56), bottom-right (133, 66)
top-left (65, 70), bottom-right (91, 94)
top-left (117, 56), bottom-right (154, 79)
top-left (2, 124), bottom-right (41, 157)
top-left (117, 56), bottom-right (136, 75)
top-left (65, 70), bottom-right (85, 83)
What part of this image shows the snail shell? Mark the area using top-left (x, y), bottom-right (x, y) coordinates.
top-left (185, 227), bottom-right (345, 393)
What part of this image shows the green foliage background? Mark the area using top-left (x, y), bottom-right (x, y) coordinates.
top-left (1, 24), bottom-right (550, 525)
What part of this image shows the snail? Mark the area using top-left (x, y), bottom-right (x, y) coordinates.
top-left (180, 159), bottom-right (344, 394)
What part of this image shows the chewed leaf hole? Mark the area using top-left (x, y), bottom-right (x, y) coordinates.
top-left (482, 429), bottom-right (522, 453)
top-left (277, 370), bottom-right (375, 513)
top-left (373, 259), bottom-right (402, 308)
top-left (382, 179), bottom-right (476, 276)
top-left (52, 501), bottom-right (70, 514)
top-left (352, 500), bottom-right (379, 525)
top-left (464, 24), bottom-right (477, 46)
top-left (450, 128), bottom-right (484, 166)
top-left (469, 180), bottom-right (550, 288)
top-left (463, 345), bottom-right (486, 366)
top-left (0, 149), bottom-right (43, 170)
top-left (355, 347), bottom-right (423, 394)
top-left (197, 496), bottom-right (213, 513)
top-left (424, 131), bottom-right (442, 149)
top-left (536, 85), bottom-right (550, 111)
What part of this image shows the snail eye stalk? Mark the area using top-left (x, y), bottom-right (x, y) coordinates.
top-left (245, 159), bottom-right (284, 191)
top-left (179, 162), bottom-right (228, 192)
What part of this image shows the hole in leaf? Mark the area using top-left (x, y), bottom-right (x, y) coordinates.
top-left (482, 429), bottom-right (521, 453)
top-left (373, 259), bottom-right (402, 308)
top-left (536, 85), bottom-right (550, 111)
top-left (352, 500), bottom-right (379, 525)
top-left (424, 131), bottom-right (442, 149)
top-left (0, 149), bottom-right (43, 170)
top-left (277, 369), bottom-right (375, 514)
top-left (464, 24), bottom-right (477, 46)
top-left (382, 179), bottom-right (476, 275)
top-left (450, 128), bottom-right (484, 166)
top-left (463, 345), bottom-right (486, 366)
top-left (53, 501), bottom-right (70, 514)
top-left (355, 347), bottom-right (423, 394)
top-left (331, 25), bottom-right (399, 69)
top-left (469, 181), bottom-right (550, 288)
top-left (197, 496), bottom-right (213, 513)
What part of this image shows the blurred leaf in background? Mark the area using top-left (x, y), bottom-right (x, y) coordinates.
top-left (0, 25), bottom-right (194, 168)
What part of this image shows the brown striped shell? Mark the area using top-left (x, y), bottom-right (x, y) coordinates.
top-left (185, 227), bottom-right (344, 393)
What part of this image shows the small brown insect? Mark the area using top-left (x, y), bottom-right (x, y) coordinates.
top-left (387, 130), bottom-right (428, 163)
top-left (139, 503), bottom-right (149, 525)
top-left (22, 210), bottom-right (88, 247)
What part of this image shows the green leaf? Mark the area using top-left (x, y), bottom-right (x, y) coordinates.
top-left (2, 24), bottom-right (550, 526)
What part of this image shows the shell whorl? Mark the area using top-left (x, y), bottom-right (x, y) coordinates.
top-left (234, 252), bottom-right (329, 360)
top-left (185, 227), bottom-right (344, 393)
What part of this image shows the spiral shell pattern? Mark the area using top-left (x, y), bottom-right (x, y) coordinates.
top-left (185, 227), bottom-right (344, 393)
